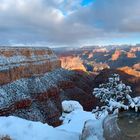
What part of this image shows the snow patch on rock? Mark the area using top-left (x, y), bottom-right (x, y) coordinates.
top-left (62, 100), bottom-right (83, 113)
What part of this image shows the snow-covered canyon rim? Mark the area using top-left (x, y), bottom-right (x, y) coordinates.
top-left (0, 100), bottom-right (140, 140)
top-left (0, 106), bottom-right (106, 140)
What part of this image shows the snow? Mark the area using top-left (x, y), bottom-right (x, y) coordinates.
top-left (58, 110), bottom-right (95, 133)
top-left (93, 74), bottom-right (132, 105)
top-left (0, 107), bottom-right (107, 140)
top-left (0, 116), bottom-right (79, 140)
top-left (59, 100), bottom-right (106, 139)
top-left (92, 74), bottom-right (139, 112)
top-left (133, 96), bottom-right (140, 106)
top-left (58, 109), bottom-right (107, 140)
top-left (0, 71), bottom-right (139, 140)
top-left (131, 96), bottom-right (140, 112)
top-left (62, 100), bottom-right (83, 113)
top-left (108, 99), bottom-right (129, 110)
top-left (0, 68), bottom-right (73, 109)
top-left (1, 96), bottom-right (139, 140)
top-left (80, 118), bottom-right (105, 140)
top-left (0, 47), bottom-right (58, 71)
top-left (0, 98), bottom-right (106, 139)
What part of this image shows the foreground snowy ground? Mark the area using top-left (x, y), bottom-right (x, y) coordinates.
top-left (0, 101), bottom-right (107, 140)
top-left (0, 116), bottom-right (79, 140)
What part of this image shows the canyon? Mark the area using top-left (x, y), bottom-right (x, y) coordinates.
top-left (54, 45), bottom-right (140, 98)
top-left (0, 46), bottom-right (140, 140)
top-left (0, 47), bottom-right (96, 126)
top-left (54, 45), bottom-right (140, 72)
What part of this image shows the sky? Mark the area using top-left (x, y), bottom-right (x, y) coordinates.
top-left (0, 0), bottom-right (140, 47)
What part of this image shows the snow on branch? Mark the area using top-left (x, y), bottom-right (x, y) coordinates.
top-left (93, 74), bottom-right (140, 112)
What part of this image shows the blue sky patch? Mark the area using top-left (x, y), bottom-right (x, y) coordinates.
top-left (81, 0), bottom-right (94, 6)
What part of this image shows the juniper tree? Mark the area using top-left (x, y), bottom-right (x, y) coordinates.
top-left (93, 74), bottom-right (132, 107)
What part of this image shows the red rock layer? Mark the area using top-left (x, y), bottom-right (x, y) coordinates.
top-left (0, 47), bottom-right (61, 85)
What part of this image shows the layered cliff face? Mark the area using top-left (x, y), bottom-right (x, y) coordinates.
top-left (0, 47), bottom-right (62, 126)
top-left (0, 47), bottom-right (61, 85)
top-left (0, 47), bottom-right (96, 126)
top-left (119, 66), bottom-right (140, 77)
top-left (60, 56), bottom-right (86, 71)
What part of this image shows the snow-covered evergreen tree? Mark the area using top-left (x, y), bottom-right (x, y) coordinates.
top-left (93, 74), bottom-right (132, 109)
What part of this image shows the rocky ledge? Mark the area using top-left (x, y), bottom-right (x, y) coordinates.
top-left (103, 111), bottom-right (140, 140)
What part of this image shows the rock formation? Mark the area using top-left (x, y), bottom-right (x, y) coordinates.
top-left (127, 52), bottom-right (136, 58)
top-left (54, 45), bottom-right (140, 70)
top-left (133, 63), bottom-right (140, 71)
top-left (0, 47), bottom-right (61, 85)
top-left (0, 47), bottom-right (96, 126)
top-left (111, 49), bottom-right (123, 61)
top-left (60, 56), bottom-right (86, 71)
top-left (130, 47), bottom-right (140, 53)
top-left (81, 120), bottom-right (99, 140)
top-left (93, 48), bottom-right (108, 53)
top-left (103, 112), bottom-right (140, 140)
top-left (119, 66), bottom-right (140, 77)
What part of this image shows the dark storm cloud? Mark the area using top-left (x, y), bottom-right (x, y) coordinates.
top-left (0, 0), bottom-right (140, 46)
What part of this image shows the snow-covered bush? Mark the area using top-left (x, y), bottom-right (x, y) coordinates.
top-left (62, 100), bottom-right (83, 113)
top-left (93, 74), bottom-right (132, 104)
top-left (0, 135), bottom-right (12, 140)
top-left (93, 74), bottom-right (132, 110)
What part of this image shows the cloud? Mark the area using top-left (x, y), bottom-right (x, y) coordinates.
top-left (0, 0), bottom-right (140, 46)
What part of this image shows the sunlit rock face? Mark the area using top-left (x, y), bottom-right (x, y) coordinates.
top-left (111, 50), bottom-right (123, 61)
top-left (60, 56), bottom-right (86, 71)
top-left (103, 111), bottom-right (140, 140)
top-left (130, 47), bottom-right (140, 53)
top-left (133, 63), bottom-right (140, 71)
top-left (126, 47), bottom-right (140, 58)
top-left (119, 66), bottom-right (140, 77)
top-left (127, 52), bottom-right (136, 58)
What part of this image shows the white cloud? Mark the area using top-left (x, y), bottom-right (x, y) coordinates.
top-left (0, 0), bottom-right (140, 46)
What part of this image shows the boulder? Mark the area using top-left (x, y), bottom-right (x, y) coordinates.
top-left (81, 120), bottom-right (98, 140)
top-left (103, 112), bottom-right (140, 140)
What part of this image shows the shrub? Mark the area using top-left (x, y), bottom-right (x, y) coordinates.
top-left (93, 74), bottom-right (132, 105)
top-left (0, 135), bottom-right (12, 140)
